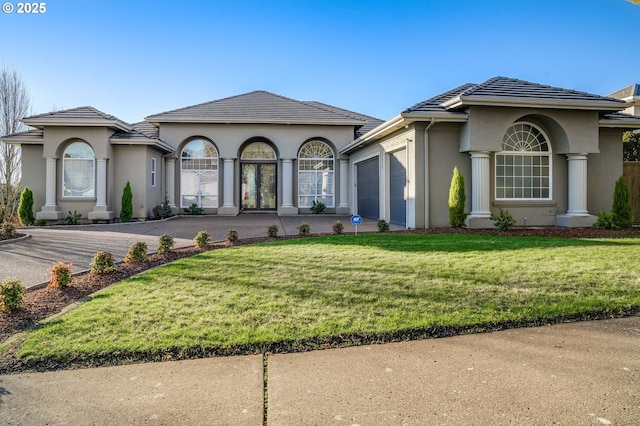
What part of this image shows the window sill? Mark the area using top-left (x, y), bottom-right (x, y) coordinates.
top-left (493, 200), bottom-right (557, 208)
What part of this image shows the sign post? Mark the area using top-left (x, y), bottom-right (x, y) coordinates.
top-left (351, 214), bottom-right (362, 235)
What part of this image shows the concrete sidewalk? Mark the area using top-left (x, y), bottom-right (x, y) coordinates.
top-left (1, 316), bottom-right (638, 425)
top-left (0, 215), bottom-right (392, 288)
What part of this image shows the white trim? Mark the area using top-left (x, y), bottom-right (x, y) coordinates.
top-left (441, 95), bottom-right (627, 112)
top-left (151, 158), bottom-right (157, 187)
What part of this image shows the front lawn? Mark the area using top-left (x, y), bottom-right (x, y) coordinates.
top-left (17, 234), bottom-right (640, 366)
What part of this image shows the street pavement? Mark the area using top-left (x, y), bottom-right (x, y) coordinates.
top-left (1, 316), bottom-right (638, 425)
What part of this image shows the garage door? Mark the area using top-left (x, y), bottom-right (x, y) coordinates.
top-left (357, 157), bottom-right (379, 219)
top-left (390, 150), bottom-right (407, 226)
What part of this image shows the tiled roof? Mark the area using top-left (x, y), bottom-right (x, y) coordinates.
top-left (111, 121), bottom-right (160, 141)
top-left (441, 77), bottom-right (627, 110)
top-left (402, 83), bottom-right (476, 115)
top-left (0, 128), bottom-right (44, 143)
top-left (600, 112), bottom-right (640, 128)
top-left (303, 101), bottom-right (384, 137)
top-left (145, 91), bottom-right (365, 126)
top-left (610, 84), bottom-right (640, 100)
top-left (22, 106), bottom-right (131, 130)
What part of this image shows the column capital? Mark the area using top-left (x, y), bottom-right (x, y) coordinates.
top-left (469, 151), bottom-right (491, 159)
top-left (565, 153), bottom-right (589, 160)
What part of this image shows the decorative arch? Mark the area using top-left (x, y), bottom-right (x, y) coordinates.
top-left (298, 139), bottom-right (335, 208)
top-left (62, 140), bottom-right (95, 197)
top-left (180, 138), bottom-right (219, 208)
top-left (240, 139), bottom-right (277, 160)
top-left (496, 122), bottom-right (552, 200)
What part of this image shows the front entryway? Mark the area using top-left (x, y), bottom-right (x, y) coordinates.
top-left (389, 149), bottom-right (407, 226)
top-left (241, 163), bottom-right (276, 210)
top-left (356, 157), bottom-right (380, 219)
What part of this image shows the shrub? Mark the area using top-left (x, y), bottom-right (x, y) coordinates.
top-left (448, 167), bottom-right (467, 227)
top-left (0, 278), bottom-right (26, 312)
top-left (227, 229), bottom-right (239, 244)
top-left (90, 251), bottom-right (117, 274)
top-left (35, 219), bottom-right (47, 226)
top-left (124, 242), bottom-right (148, 263)
top-left (267, 224), bottom-right (279, 238)
top-left (298, 222), bottom-right (311, 237)
top-left (593, 210), bottom-right (619, 230)
top-left (153, 197), bottom-right (172, 219)
top-left (194, 230), bottom-right (211, 248)
top-left (3, 222), bottom-right (16, 237)
top-left (65, 210), bottom-right (81, 225)
top-left (158, 234), bottom-right (174, 254)
top-left (491, 208), bottom-right (516, 232)
top-left (17, 187), bottom-right (35, 226)
top-left (120, 181), bottom-right (133, 223)
top-left (377, 219), bottom-right (389, 232)
top-left (183, 203), bottom-right (204, 215)
top-left (310, 200), bottom-right (326, 214)
top-left (333, 220), bottom-right (344, 235)
top-left (49, 262), bottom-right (73, 288)
top-left (612, 176), bottom-right (632, 229)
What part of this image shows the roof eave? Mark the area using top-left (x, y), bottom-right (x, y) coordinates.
top-left (144, 117), bottom-right (365, 126)
top-left (0, 135), bottom-right (44, 145)
top-left (22, 118), bottom-right (131, 131)
top-left (442, 96), bottom-right (627, 112)
top-left (109, 137), bottom-right (173, 153)
top-left (598, 118), bottom-right (640, 129)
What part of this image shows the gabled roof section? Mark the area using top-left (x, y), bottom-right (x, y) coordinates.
top-left (610, 84), bottom-right (640, 100)
top-left (0, 128), bottom-right (44, 145)
top-left (145, 91), bottom-right (365, 126)
top-left (303, 101), bottom-right (384, 137)
top-left (441, 77), bottom-right (628, 111)
top-left (403, 83), bottom-right (476, 115)
top-left (22, 106), bottom-right (131, 131)
top-left (110, 121), bottom-right (172, 153)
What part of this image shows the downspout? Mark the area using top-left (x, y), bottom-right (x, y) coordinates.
top-left (423, 119), bottom-right (436, 228)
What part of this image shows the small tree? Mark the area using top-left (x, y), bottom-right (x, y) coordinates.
top-left (17, 186), bottom-right (34, 226)
top-left (120, 181), bottom-right (133, 223)
top-left (448, 167), bottom-right (467, 227)
top-left (612, 176), bottom-right (632, 228)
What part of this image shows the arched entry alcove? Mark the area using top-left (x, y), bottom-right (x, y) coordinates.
top-left (239, 139), bottom-right (278, 211)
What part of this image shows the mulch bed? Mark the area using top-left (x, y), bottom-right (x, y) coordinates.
top-left (1, 227), bottom-right (639, 373)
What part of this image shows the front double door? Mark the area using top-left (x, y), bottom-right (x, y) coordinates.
top-left (241, 163), bottom-right (277, 210)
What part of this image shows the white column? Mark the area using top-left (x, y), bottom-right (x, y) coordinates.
top-left (466, 151), bottom-right (493, 228)
top-left (338, 159), bottom-right (349, 209)
top-left (165, 157), bottom-right (176, 207)
top-left (566, 154), bottom-right (589, 215)
top-left (95, 158), bottom-right (107, 207)
top-left (278, 158), bottom-right (298, 215)
top-left (44, 157), bottom-right (57, 207)
top-left (223, 158), bottom-right (235, 207)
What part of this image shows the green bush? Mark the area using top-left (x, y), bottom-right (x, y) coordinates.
top-left (226, 229), bottom-right (239, 244)
top-left (65, 210), bottom-right (81, 225)
top-left (49, 262), bottom-right (73, 288)
top-left (593, 210), bottom-right (619, 230)
top-left (2, 222), bottom-right (16, 237)
top-left (90, 251), bottom-right (117, 274)
top-left (377, 219), bottom-right (389, 232)
top-left (0, 278), bottom-right (26, 312)
top-left (448, 167), bottom-right (467, 227)
top-left (490, 208), bottom-right (516, 232)
top-left (120, 181), bottom-right (133, 223)
top-left (267, 224), bottom-right (279, 238)
top-left (612, 176), bottom-right (632, 229)
top-left (124, 242), bottom-right (148, 263)
top-left (298, 222), bottom-right (311, 237)
top-left (17, 187), bottom-right (35, 226)
top-left (310, 200), bottom-right (326, 214)
top-left (153, 198), bottom-right (172, 219)
top-left (183, 203), bottom-right (204, 215)
top-left (158, 234), bottom-right (174, 254)
top-left (194, 230), bottom-right (211, 248)
top-left (333, 220), bottom-right (344, 235)
top-left (35, 219), bottom-right (46, 226)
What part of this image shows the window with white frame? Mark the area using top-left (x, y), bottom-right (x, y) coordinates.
top-left (298, 140), bottom-right (334, 207)
top-left (180, 139), bottom-right (218, 208)
top-left (62, 141), bottom-right (95, 197)
top-left (151, 158), bottom-right (157, 187)
top-left (495, 123), bottom-right (551, 200)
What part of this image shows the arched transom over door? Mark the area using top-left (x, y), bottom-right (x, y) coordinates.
top-left (240, 141), bottom-right (277, 210)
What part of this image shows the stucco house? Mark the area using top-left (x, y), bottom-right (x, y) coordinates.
top-left (3, 76), bottom-right (640, 228)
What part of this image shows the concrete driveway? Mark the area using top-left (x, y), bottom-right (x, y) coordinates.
top-left (0, 215), bottom-right (390, 288)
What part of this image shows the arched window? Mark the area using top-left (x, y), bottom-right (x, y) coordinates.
top-left (62, 141), bottom-right (95, 197)
top-left (240, 141), bottom-right (277, 160)
top-left (495, 123), bottom-right (551, 200)
top-left (298, 140), bottom-right (335, 207)
top-left (181, 139), bottom-right (218, 208)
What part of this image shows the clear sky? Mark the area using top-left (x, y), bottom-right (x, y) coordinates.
top-left (1, 0), bottom-right (639, 124)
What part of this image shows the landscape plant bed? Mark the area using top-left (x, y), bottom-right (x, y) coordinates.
top-left (1, 228), bottom-right (640, 374)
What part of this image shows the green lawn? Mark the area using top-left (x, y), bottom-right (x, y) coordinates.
top-left (18, 234), bottom-right (640, 365)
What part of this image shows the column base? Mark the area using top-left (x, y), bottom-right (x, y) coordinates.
top-left (218, 206), bottom-right (239, 216)
top-left (336, 206), bottom-right (350, 215)
top-left (278, 206), bottom-right (298, 215)
top-left (466, 215), bottom-right (494, 229)
top-left (88, 210), bottom-right (115, 221)
top-left (555, 214), bottom-right (596, 228)
top-left (36, 206), bottom-right (65, 220)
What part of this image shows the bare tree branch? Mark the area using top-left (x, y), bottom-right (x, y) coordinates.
top-left (0, 67), bottom-right (31, 222)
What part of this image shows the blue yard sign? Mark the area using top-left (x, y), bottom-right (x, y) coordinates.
top-left (351, 214), bottom-right (362, 234)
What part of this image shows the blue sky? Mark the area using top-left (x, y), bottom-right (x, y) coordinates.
top-left (1, 0), bottom-right (639, 124)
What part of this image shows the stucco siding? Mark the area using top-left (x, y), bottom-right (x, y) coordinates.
top-left (20, 144), bottom-right (46, 213)
top-left (113, 146), bottom-right (149, 219)
top-left (589, 129), bottom-right (624, 214)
